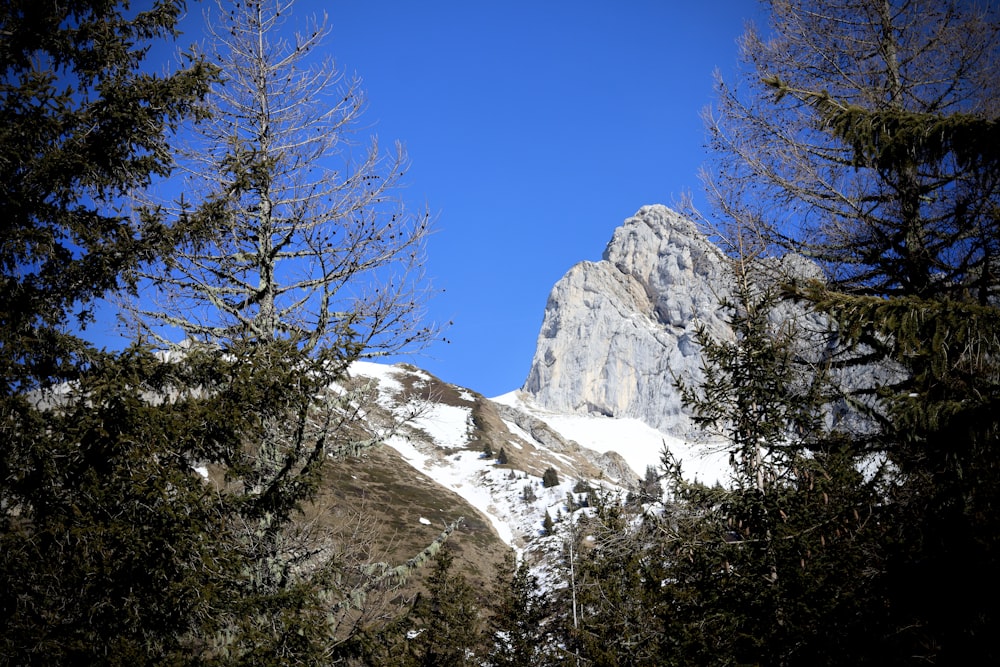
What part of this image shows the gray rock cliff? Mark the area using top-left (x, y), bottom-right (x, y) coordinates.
top-left (522, 204), bottom-right (886, 442)
top-left (523, 205), bottom-right (734, 436)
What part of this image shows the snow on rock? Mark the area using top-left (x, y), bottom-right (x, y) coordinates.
top-left (494, 389), bottom-right (729, 487)
top-left (520, 204), bottom-right (839, 450)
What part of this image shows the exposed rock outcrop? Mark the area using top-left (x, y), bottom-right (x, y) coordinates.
top-left (523, 205), bottom-right (734, 436)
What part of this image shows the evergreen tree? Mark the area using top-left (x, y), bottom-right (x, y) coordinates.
top-left (769, 24), bottom-right (1000, 662)
top-left (542, 511), bottom-right (554, 536)
top-left (399, 546), bottom-right (482, 667)
top-left (542, 466), bottom-right (560, 488)
top-left (0, 2), bottom-right (220, 662)
top-left (523, 483), bottom-right (538, 503)
top-left (555, 498), bottom-right (666, 666)
top-left (0, 1), bottom-right (456, 662)
top-left (639, 465), bottom-right (661, 503)
top-left (660, 258), bottom-right (884, 664)
top-left (0, 349), bottom-right (235, 663)
top-left (792, 286), bottom-right (1000, 662)
top-left (485, 553), bottom-right (550, 667)
top-left (0, 0), bottom-right (214, 393)
top-left (694, 0), bottom-right (1000, 662)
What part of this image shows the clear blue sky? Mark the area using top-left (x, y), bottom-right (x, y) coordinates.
top-left (99, 0), bottom-right (763, 397)
top-left (324, 1), bottom-right (763, 397)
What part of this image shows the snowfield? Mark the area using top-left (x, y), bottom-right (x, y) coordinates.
top-left (350, 362), bottom-right (732, 558)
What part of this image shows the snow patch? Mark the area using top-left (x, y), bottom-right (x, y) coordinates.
top-left (410, 403), bottom-right (471, 448)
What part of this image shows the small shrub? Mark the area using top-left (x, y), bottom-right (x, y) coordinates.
top-left (543, 511), bottom-right (554, 535)
top-left (522, 484), bottom-right (537, 503)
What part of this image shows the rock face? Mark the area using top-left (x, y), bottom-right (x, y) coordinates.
top-left (523, 205), bottom-right (734, 436)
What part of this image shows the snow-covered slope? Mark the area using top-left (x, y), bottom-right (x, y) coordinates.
top-left (349, 361), bottom-right (729, 559)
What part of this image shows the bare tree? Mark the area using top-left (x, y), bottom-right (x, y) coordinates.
top-left (119, 1), bottom-right (456, 658)
top-left (701, 0), bottom-right (1000, 299)
top-left (131, 0), bottom-right (438, 358)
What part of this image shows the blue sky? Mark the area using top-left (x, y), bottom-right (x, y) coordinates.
top-left (99, 1), bottom-right (762, 397)
top-left (325, 1), bottom-right (762, 396)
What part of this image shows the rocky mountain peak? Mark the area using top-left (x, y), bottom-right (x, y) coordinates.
top-left (523, 205), bottom-right (734, 436)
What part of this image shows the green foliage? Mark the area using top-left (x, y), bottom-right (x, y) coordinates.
top-left (0, 350), bottom-right (232, 663)
top-left (0, 0), bottom-right (215, 394)
top-left (542, 467), bottom-right (560, 488)
top-left (657, 447), bottom-right (886, 666)
top-left (639, 464), bottom-right (661, 502)
top-left (557, 500), bottom-right (667, 666)
top-left (496, 447), bottom-right (509, 465)
top-left (0, 2), bottom-right (219, 662)
top-left (678, 276), bottom-right (827, 491)
top-left (791, 285), bottom-right (1000, 662)
top-left (389, 546), bottom-right (483, 667)
top-left (689, 0), bottom-right (1000, 661)
top-left (485, 553), bottom-right (550, 667)
top-left (652, 265), bottom-right (887, 664)
top-left (0, 2), bottom-right (453, 663)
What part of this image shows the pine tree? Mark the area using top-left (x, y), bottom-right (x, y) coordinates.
top-left (662, 259), bottom-right (884, 665)
top-left (0, 2), bottom-right (457, 662)
top-left (697, 0), bottom-right (1000, 662)
top-left (485, 553), bottom-right (550, 667)
top-left (0, 349), bottom-right (235, 663)
top-left (0, 0), bottom-right (214, 393)
top-left (400, 546), bottom-right (482, 667)
top-left (639, 464), bottom-right (662, 503)
top-left (0, 2), bottom-right (221, 662)
top-left (792, 286), bottom-right (1000, 662)
top-left (773, 40), bottom-right (1000, 662)
top-left (556, 499), bottom-right (666, 666)
top-left (542, 467), bottom-right (560, 488)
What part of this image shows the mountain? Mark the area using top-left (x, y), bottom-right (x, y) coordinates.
top-left (335, 358), bottom-right (725, 605)
top-left (522, 205), bottom-right (732, 437)
top-left (341, 206), bottom-right (746, 576)
top-left (350, 205), bottom-right (845, 574)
